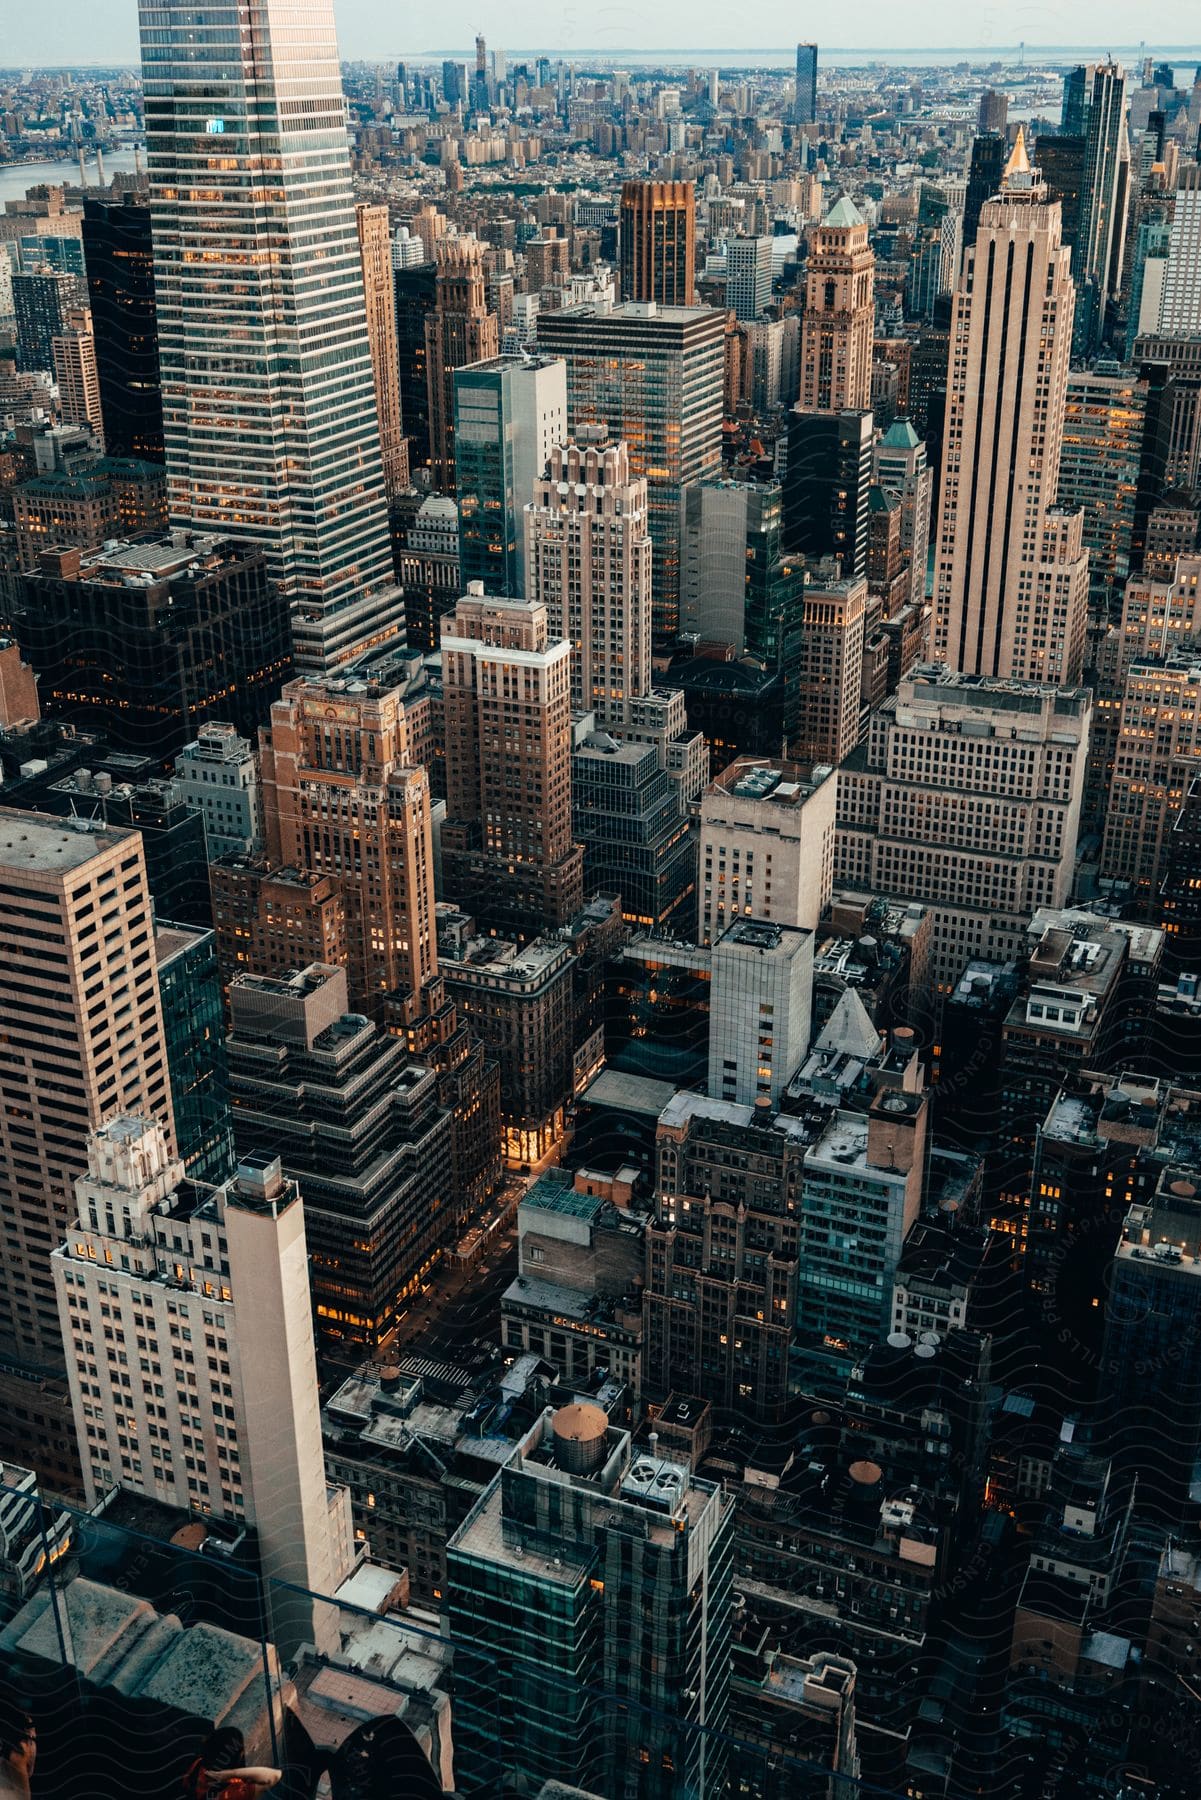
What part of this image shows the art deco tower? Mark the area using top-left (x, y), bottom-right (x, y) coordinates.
top-left (139, 0), bottom-right (402, 673)
top-left (931, 132), bottom-right (1089, 687)
top-left (426, 239), bottom-right (500, 493)
top-left (526, 434), bottom-right (653, 723)
top-left (798, 196), bottom-right (875, 413)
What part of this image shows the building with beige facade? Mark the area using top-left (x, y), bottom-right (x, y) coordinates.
top-left (699, 757), bottom-right (837, 947)
top-left (793, 574), bottom-right (869, 767)
top-left (798, 196), bottom-right (875, 413)
top-left (0, 810), bottom-right (174, 1493)
top-left (835, 664), bottom-right (1092, 994)
top-left (526, 434), bottom-right (653, 724)
top-left (51, 307), bottom-right (103, 439)
top-left (356, 203), bottom-right (409, 495)
top-left (932, 133), bottom-right (1088, 687)
top-left (425, 239), bottom-right (499, 493)
top-left (1101, 651), bottom-right (1201, 899)
top-left (440, 584), bottom-right (584, 937)
top-left (259, 671), bottom-right (439, 1030)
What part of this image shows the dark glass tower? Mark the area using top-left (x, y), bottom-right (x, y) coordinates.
top-left (794, 43), bottom-right (818, 126)
top-left (81, 196), bottom-right (164, 462)
top-left (393, 261), bottom-right (438, 476)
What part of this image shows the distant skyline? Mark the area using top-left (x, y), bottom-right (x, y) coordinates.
top-left (5, 1), bottom-right (1201, 72)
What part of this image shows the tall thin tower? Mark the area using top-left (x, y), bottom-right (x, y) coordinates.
top-left (931, 131), bottom-right (1089, 688)
top-left (798, 196), bottom-right (875, 413)
top-left (139, 0), bottom-right (403, 674)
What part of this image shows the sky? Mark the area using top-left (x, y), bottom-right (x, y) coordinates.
top-left (6, 0), bottom-right (1201, 70)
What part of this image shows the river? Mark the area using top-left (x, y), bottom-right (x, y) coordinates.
top-left (0, 150), bottom-right (142, 206)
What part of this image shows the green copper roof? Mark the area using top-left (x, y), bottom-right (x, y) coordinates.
top-left (880, 418), bottom-right (922, 449)
top-left (822, 194), bottom-right (865, 228)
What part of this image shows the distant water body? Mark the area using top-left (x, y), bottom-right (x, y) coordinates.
top-left (0, 149), bottom-right (141, 206)
top-left (428, 44), bottom-right (1201, 78)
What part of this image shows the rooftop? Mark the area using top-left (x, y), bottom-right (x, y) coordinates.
top-left (0, 807), bottom-right (132, 874)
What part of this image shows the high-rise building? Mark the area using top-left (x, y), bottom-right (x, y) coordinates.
top-left (454, 353), bottom-right (567, 597)
top-left (141, 0), bottom-right (402, 674)
top-left (725, 234), bottom-right (774, 322)
top-left (572, 734), bottom-right (696, 932)
top-left (1056, 364), bottom-right (1168, 616)
top-left (355, 203), bottom-right (409, 497)
top-left (681, 479), bottom-right (806, 665)
top-left (964, 133), bottom-right (1008, 246)
top-left (425, 240), bottom-right (500, 493)
top-left (619, 180), bottom-right (696, 306)
top-left (1161, 165), bottom-right (1201, 335)
top-left (155, 918), bottom-right (235, 1186)
top-left (538, 302), bottom-right (726, 636)
top-left (259, 671), bottom-right (439, 1028)
top-left (699, 757), bottom-right (837, 946)
top-left (798, 197), bottom-right (875, 413)
top-left (397, 491), bottom-right (461, 652)
top-left (13, 266), bottom-right (86, 373)
top-left (12, 535), bottom-right (292, 760)
top-left (440, 585), bottom-right (584, 937)
top-left (174, 720), bottom-right (263, 858)
top-left (872, 417), bottom-right (933, 609)
top-left (977, 89), bottom-right (1009, 134)
top-left (51, 308), bottom-right (103, 439)
top-left (1101, 649), bottom-right (1201, 899)
top-left (226, 963), bottom-right (453, 1349)
top-left (1071, 62), bottom-right (1132, 354)
top-left (794, 43), bottom-right (818, 127)
top-left (52, 1117), bottom-right (349, 1650)
top-left (708, 917), bottom-right (814, 1105)
top-left (793, 574), bottom-right (869, 767)
top-left (932, 133), bottom-right (1089, 686)
top-left (81, 197), bottom-right (163, 463)
top-left (835, 665), bottom-right (1092, 993)
top-left (782, 406), bottom-right (874, 579)
top-left (0, 811), bottom-right (173, 1491)
top-left (393, 260), bottom-right (437, 477)
top-left (527, 434), bottom-right (652, 721)
top-left (447, 1403), bottom-right (734, 1799)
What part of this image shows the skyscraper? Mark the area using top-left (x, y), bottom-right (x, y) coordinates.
top-left (619, 180), bottom-right (697, 306)
top-left (81, 196), bottom-right (164, 462)
top-left (794, 43), bottom-right (818, 126)
top-left (932, 133), bottom-right (1089, 686)
top-left (964, 133), bottom-right (1008, 246)
top-left (537, 302), bottom-right (726, 635)
top-left (0, 811), bottom-right (174, 1490)
top-left (1161, 165), bottom-right (1201, 335)
top-left (425, 239), bottom-right (499, 493)
top-left (1072, 62), bottom-right (1131, 353)
top-left (51, 309), bottom-right (103, 439)
top-left (440, 585), bottom-right (584, 937)
top-left (355, 203), bottom-right (409, 497)
top-left (393, 259), bottom-right (438, 477)
top-left (13, 267), bottom-right (86, 374)
top-left (53, 1117), bottom-right (349, 1650)
top-left (724, 234), bottom-right (774, 322)
top-left (454, 352), bottom-right (567, 597)
top-left (140, 0), bottom-right (402, 673)
top-left (680, 479), bottom-right (805, 666)
top-left (259, 672), bottom-right (440, 1028)
top-left (798, 197), bottom-right (875, 413)
top-left (447, 1403), bottom-right (733, 1799)
top-left (527, 434), bottom-right (652, 721)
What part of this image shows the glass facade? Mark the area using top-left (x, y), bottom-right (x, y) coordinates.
top-left (537, 305), bottom-right (725, 637)
top-left (81, 197), bottom-right (165, 462)
top-left (139, 0), bottom-right (402, 672)
top-left (156, 923), bottom-right (235, 1186)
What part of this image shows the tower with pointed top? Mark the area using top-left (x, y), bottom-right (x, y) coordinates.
top-left (798, 196), bottom-right (876, 413)
top-left (931, 131), bottom-right (1089, 688)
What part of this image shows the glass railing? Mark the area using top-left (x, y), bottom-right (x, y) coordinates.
top-left (0, 1478), bottom-right (904, 1799)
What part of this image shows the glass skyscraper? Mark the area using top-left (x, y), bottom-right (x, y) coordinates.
top-left (794, 43), bottom-right (818, 126)
top-left (138, 0), bottom-right (402, 673)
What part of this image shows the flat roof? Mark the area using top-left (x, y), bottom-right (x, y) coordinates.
top-left (0, 809), bottom-right (131, 874)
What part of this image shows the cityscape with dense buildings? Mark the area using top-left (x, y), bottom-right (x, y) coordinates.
top-left (0, 11), bottom-right (1200, 1798)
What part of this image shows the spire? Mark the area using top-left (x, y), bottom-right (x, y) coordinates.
top-left (1004, 125), bottom-right (1031, 183)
